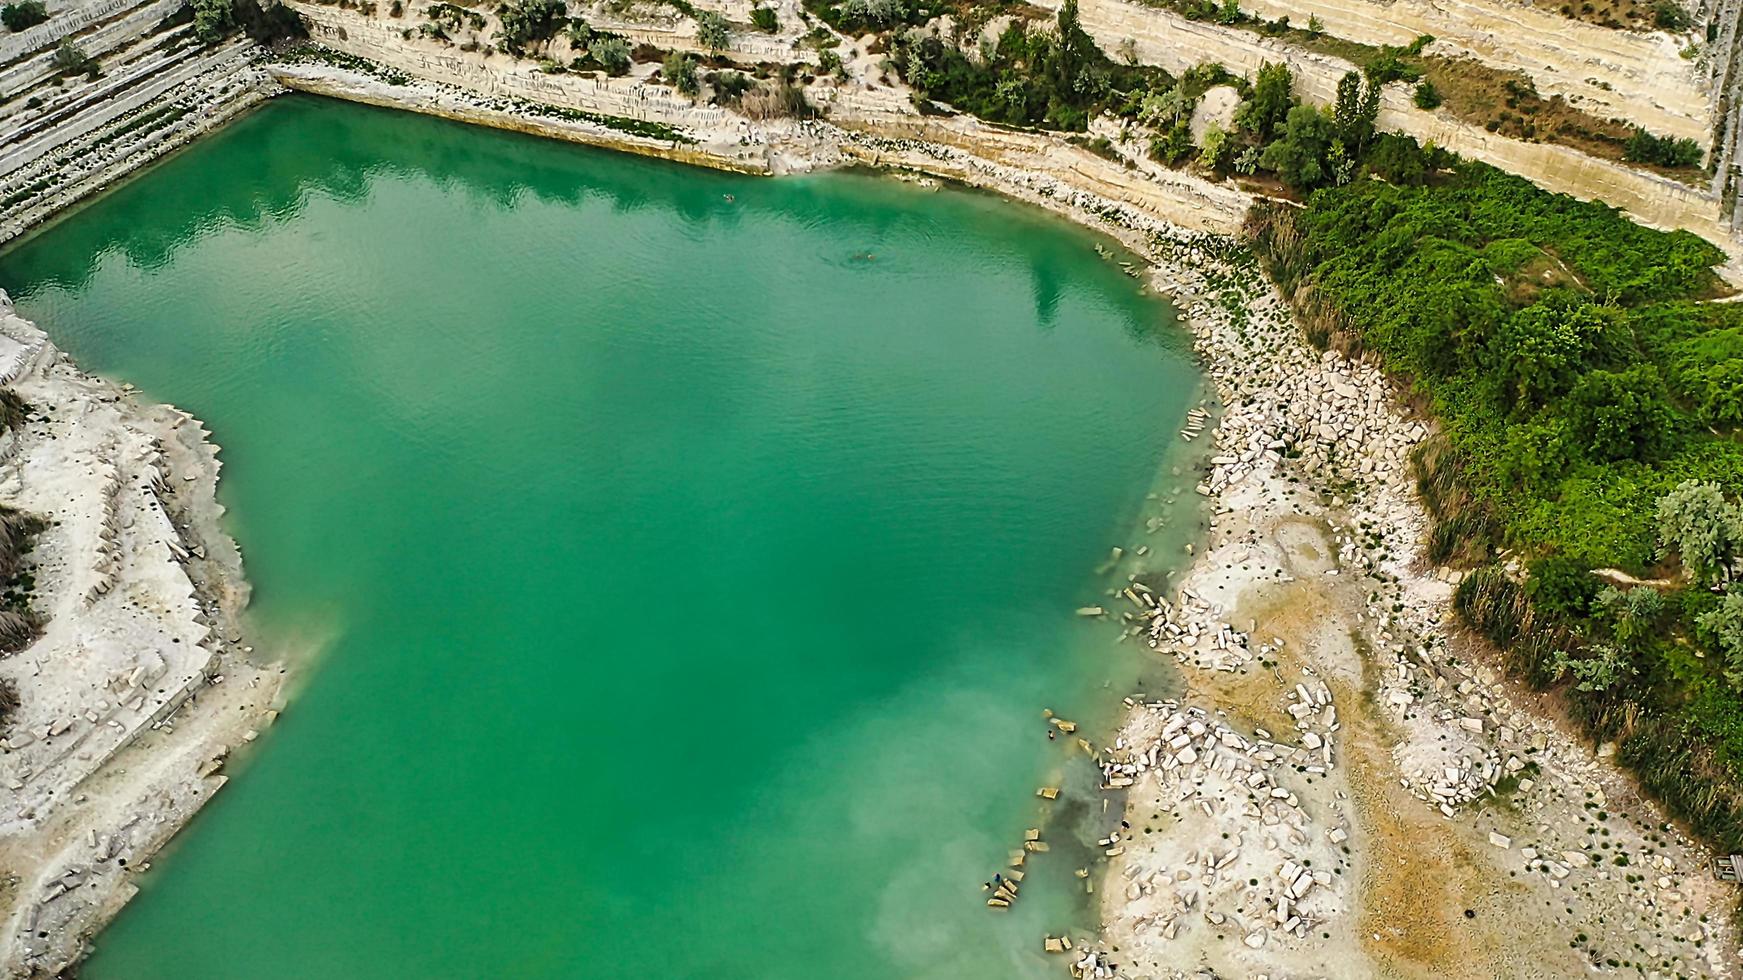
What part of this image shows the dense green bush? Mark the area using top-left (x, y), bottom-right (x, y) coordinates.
top-left (1, 0), bottom-right (48, 31)
top-left (804, 0), bottom-right (932, 35)
top-left (662, 50), bottom-right (699, 95)
top-left (51, 36), bottom-right (95, 74)
top-left (1654, 0), bottom-right (1691, 31)
top-left (1624, 127), bottom-right (1703, 168)
top-left (495, 0), bottom-right (566, 55)
top-left (694, 9), bottom-right (729, 53)
top-left (587, 34), bottom-right (631, 73)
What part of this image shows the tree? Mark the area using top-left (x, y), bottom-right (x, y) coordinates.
top-left (589, 35), bottom-right (630, 74)
top-left (695, 9), bottom-right (730, 55)
top-left (1236, 61), bottom-right (1292, 141)
top-left (663, 51), bottom-right (700, 95)
top-left (1563, 364), bottom-right (1673, 462)
top-left (495, 0), bottom-right (566, 55)
top-left (191, 0), bottom-right (234, 40)
top-left (1332, 70), bottom-right (1378, 152)
top-left (1, 0), bottom-right (48, 31)
top-left (1258, 104), bottom-right (1334, 190)
top-left (1054, 0), bottom-right (1097, 91)
top-left (1656, 480), bottom-right (1743, 583)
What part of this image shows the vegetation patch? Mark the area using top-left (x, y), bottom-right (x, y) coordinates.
top-left (501, 94), bottom-right (698, 142)
top-left (1126, 0), bottom-right (1704, 180)
top-left (888, 0), bottom-right (1168, 131)
top-left (1247, 155), bottom-right (1743, 851)
top-left (1, 0), bottom-right (48, 31)
top-left (803, 0), bottom-right (944, 37)
top-left (277, 43), bottom-right (414, 84)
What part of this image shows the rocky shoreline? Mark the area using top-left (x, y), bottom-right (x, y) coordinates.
top-left (0, 291), bottom-right (285, 977)
top-left (1060, 227), bottom-right (1743, 977)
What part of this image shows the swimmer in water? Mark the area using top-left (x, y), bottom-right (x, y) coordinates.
top-left (723, 194), bottom-right (735, 202)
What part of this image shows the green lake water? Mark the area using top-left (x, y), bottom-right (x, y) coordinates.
top-left (0, 95), bottom-right (1204, 979)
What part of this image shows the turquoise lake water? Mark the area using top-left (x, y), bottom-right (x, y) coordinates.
top-left (0, 95), bottom-right (1204, 979)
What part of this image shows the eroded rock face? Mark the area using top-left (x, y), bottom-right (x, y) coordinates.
top-left (1701, 0), bottom-right (1743, 226)
top-left (1039, 0), bottom-right (1742, 259)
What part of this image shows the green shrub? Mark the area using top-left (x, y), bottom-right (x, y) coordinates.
top-left (51, 36), bottom-right (95, 74)
top-left (694, 9), bottom-right (729, 53)
top-left (1, 0), bottom-right (48, 31)
top-left (1413, 79), bottom-right (1441, 109)
top-left (1653, 0), bottom-right (1691, 31)
top-left (1624, 127), bottom-right (1703, 168)
top-left (1656, 480), bottom-right (1743, 583)
top-left (662, 50), bottom-right (699, 94)
top-left (1526, 556), bottom-right (1601, 617)
top-left (495, 0), bottom-right (566, 55)
top-left (589, 34), bottom-right (630, 74)
top-left (750, 4), bottom-right (776, 31)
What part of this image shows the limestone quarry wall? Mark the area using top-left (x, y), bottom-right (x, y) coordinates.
top-left (290, 4), bottom-right (760, 149)
top-left (1698, 0), bottom-right (1741, 222)
top-left (1230, 0), bottom-right (1710, 143)
top-left (1069, 0), bottom-right (1740, 253)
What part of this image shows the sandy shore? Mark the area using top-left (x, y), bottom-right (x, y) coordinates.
top-left (0, 291), bottom-right (286, 976)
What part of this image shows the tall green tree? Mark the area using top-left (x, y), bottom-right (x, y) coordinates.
top-left (1332, 70), bottom-right (1379, 153)
top-left (1236, 61), bottom-right (1292, 142)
